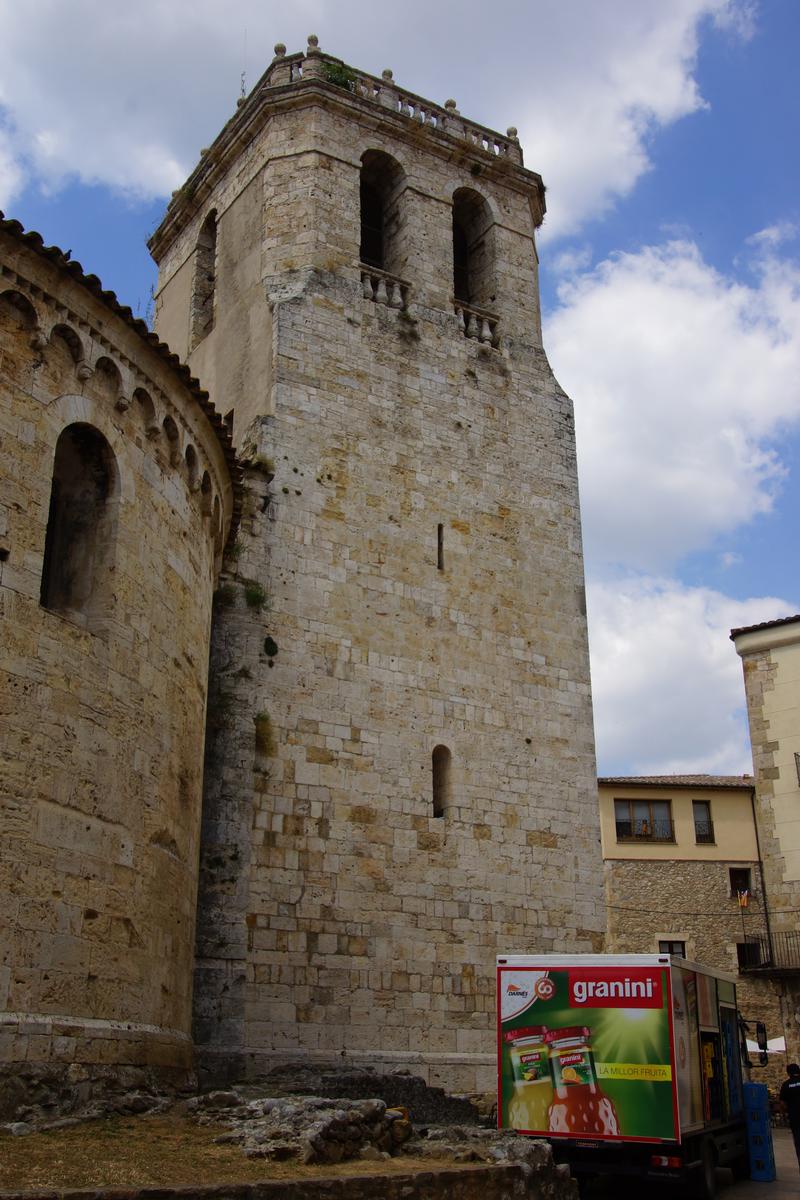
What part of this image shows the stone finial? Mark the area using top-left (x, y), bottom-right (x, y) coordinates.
top-left (307, 33), bottom-right (320, 52)
top-left (273, 43), bottom-right (286, 58)
top-left (507, 126), bottom-right (518, 140)
top-left (445, 99), bottom-right (459, 112)
top-left (200, 148), bottom-right (209, 157)
top-left (382, 69), bottom-right (393, 81)
top-left (237, 97), bottom-right (246, 108)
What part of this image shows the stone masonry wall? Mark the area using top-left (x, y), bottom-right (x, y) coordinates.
top-left (0, 226), bottom-right (234, 1098)
top-left (605, 858), bottom-right (786, 1090)
top-left (156, 56), bottom-right (605, 1094)
top-left (738, 645), bottom-right (800, 1069)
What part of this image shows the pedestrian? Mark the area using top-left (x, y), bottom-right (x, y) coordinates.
top-left (779, 1062), bottom-right (800, 1168)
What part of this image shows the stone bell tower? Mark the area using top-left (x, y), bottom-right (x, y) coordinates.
top-left (150, 37), bottom-right (604, 1093)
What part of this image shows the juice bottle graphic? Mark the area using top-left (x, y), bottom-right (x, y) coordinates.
top-left (506, 1026), bottom-right (553, 1131)
top-left (546, 1026), bottom-right (620, 1136)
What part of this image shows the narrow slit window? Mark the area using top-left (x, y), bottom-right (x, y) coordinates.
top-left (437, 523), bottom-right (444, 571)
top-left (191, 210), bottom-right (217, 348)
top-left (432, 745), bottom-right (451, 818)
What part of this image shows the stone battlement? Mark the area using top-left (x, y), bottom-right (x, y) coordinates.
top-left (264, 37), bottom-right (524, 164)
top-left (150, 37), bottom-right (543, 259)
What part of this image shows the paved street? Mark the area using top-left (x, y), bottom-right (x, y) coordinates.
top-left (584, 1129), bottom-right (800, 1197)
top-left (723, 1129), bottom-right (800, 1198)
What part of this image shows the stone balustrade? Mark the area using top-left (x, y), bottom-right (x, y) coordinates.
top-left (265, 41), bottom-right (523, 164)
top-left (454, 301), bottom-right (500, 346)
top-left (361, 265), bottom-right (409, 310)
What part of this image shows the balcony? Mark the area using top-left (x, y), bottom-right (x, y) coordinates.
top-left (694, 819), bottom-right (715, 844)
top-left (615, 819), bottom-right (675, 843)
top-left (738, 931), bottom-right (800, 975)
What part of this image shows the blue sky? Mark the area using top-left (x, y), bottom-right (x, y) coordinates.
top-left (2, 0), bottom-right (798, 776)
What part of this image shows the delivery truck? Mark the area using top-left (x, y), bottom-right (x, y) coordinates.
top-left (497, 953), bottom-right (749, 1197)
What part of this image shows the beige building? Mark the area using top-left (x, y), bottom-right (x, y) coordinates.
top-left (600, 775), bottom-right (785, 1087)
top-left (732, 615), bottom-right (800, 1066)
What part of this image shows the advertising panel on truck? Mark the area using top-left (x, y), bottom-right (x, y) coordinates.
top-left (671, 965), bottom-right (704, 1132)
top-left (498, 955), bottom-right (678, 1142)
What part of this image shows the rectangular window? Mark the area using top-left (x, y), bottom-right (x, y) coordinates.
top-left (729, 867), bottom-right (752, 898)
top-left (737, 940), bottom-right (761, 970)
top-left (659, 940), bottom-right (686, 957)
top-left (693, 799), bottom-right (715, 844)
top-left (614, 798), bottom-right (674, 842)
top-left (437, 523), bottom-right (444, 571)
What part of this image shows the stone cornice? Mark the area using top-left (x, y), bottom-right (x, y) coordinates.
top-left (149, 46), bottom-right (545, 261)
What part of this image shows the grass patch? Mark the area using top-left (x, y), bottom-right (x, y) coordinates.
top-left (322, 61), bottom-right (357, 91)
top-left (254, 711), bottom-right (277, 757)
top-left (243, 580), bottom-right (267, 610)
top-left (213, 583), bottom-right (237, 609)
top-left (0, 1113), bottom-right (458, 1190)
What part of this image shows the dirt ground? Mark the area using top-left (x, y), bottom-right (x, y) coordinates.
top-left (0, 1112), bottom-right (459, 1192)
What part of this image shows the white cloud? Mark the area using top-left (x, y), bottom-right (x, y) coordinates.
top-left (551, 245), bottom-right (594, 276)
top-left (547, 231), bottom-right (800, 771)
top-left (521, 0), bottom-right (754, 238)
top-left (0, 0), bottom-right (751, 231)
top-left (747, 222), bottom-right (798, 248)
top-left (0, 124), bottom-right (25, 209)
top-left (546, 238), bottom-right (800, 572)
top-left (588, 576), bottom-right (794, 775)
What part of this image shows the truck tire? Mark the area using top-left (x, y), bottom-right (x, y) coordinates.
top-left (731, 1151), bottom-right (750, 1181)
top-left (691, 1137), bottom-right (718, 1199)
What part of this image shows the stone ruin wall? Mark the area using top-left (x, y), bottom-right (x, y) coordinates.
top-left (0, 225), bottom-right (235, 1111)
top-left (149, 47), bottom-right (606, 1093)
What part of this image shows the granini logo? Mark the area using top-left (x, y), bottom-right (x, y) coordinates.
top-left (568, 969), bottom-right (662, 1009)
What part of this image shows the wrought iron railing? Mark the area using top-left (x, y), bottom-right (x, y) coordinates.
top-left (738, 931), bottom-right (800, 973)
top-left (615, 819), bottom-right (675, 843)
top-left (694, 819), bottom-right (715, 844)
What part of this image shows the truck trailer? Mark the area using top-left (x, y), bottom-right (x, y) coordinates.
top-left (497, 953), bottom-right (749, 1197)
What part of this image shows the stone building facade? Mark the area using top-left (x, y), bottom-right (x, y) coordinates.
top-left (732, 616), bottom-right (800, 1068)
top-left (0, 215), bottom-right (237, 1106)
top-left (149, 40), bottom-right (604, 1093)
top-left (0, 40), bottom-right (604, 1108)
top-left (600, 775), bottom-right (786, 1089)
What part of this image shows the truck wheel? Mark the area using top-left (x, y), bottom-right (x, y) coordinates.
top-left (730, 1151), bottom-right (750, 1181)
top-left (692, 1138), bottom-right (718, 1199)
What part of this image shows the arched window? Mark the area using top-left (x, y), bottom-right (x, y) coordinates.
top-left (0, 288), bottom-right (38, 331)
top-left (162, 415), bottom-right (181, 467)
top-left (40, 424), bottom-right (118, 626)
top-left (432, 744), bottom-right (452, 818)
top-left (191, 210), bottom-right (217, 348)
top-left (360, 151), bottom-right (406, 275)
top-left (452, 188), bottom-right (495, 309)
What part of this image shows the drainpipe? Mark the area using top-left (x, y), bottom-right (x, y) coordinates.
top-left (750, 787), bottom-right (775, 960)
